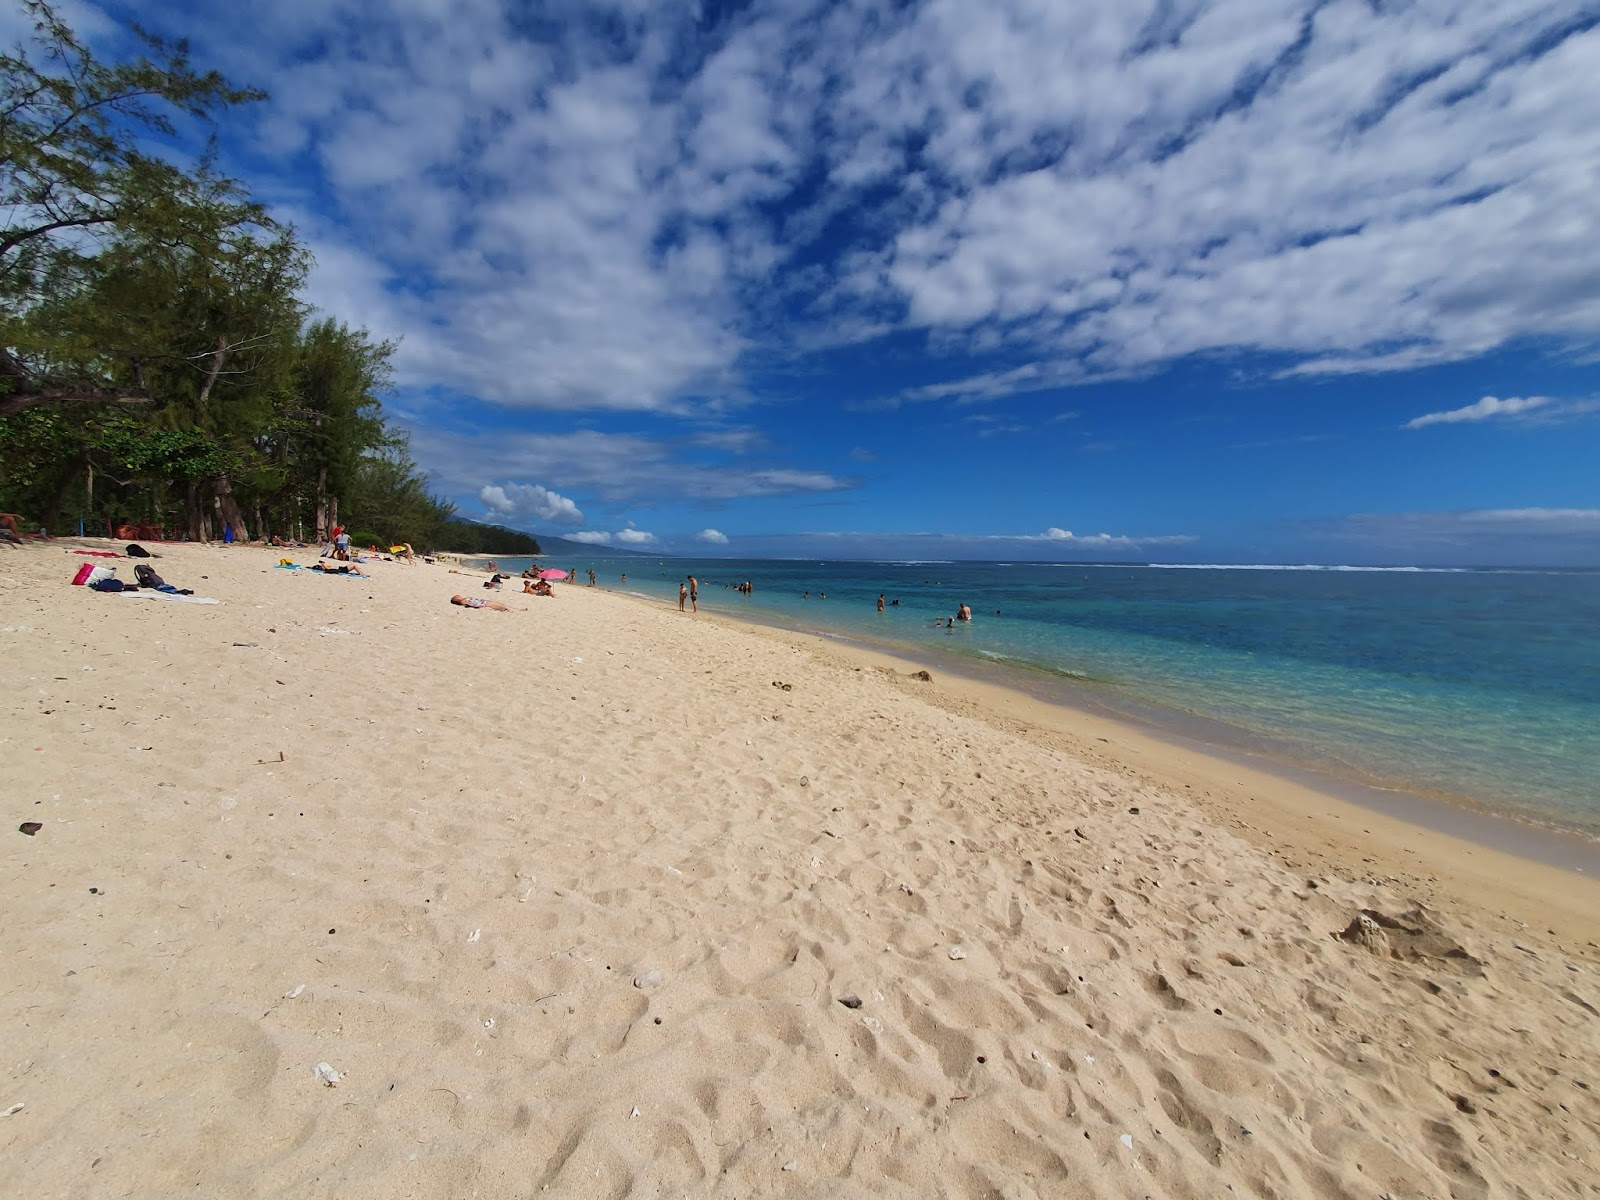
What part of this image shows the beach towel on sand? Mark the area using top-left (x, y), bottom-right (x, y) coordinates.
top-left (110, 590), bottom-right (219, 604)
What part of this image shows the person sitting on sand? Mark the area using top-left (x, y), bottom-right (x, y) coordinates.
top-left (452, 594), bottom-right (515, 611)
top-left (522, 579), bottom-right (554, 596)
top-left (0, 512), bottom-right (23, 543)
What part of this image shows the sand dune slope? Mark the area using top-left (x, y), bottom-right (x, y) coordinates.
top-left (2, 543), bottom-right (1597, 1198)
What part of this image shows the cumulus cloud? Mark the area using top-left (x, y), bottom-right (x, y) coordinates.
top-left (1039, 528), bottom-right (1189, 548)
top-left (1404, 395), bottom-right (1552, 430)
top-left (153, 0), bottom-right (1600, 423)
top-left (478, 482), bottom-right (584, 523)
top-left (569, 527), bottom-right (657, 547)
top-left (696, 528), bottom-right (729, 544)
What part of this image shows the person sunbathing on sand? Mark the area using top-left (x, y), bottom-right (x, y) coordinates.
top-left (452, 594), bottom-right (516, 611)
top-left (0, 512), bottom-right (22, 543)
top-left (522, 579), bottom-right (555, 596)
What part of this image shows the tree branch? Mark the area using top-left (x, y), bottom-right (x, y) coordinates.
top-left (195, 331), bottom-right (227, 404)
top-left (0, 385), bottom-right (150, 418)
top-left (0, 211), bottom-right (112, 261)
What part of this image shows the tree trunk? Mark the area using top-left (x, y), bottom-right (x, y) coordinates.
top-left (314, 465), bottom-right (328, 543)
top-left (185, 481), bottom-right (206, 543)
top-left (197, 333), bottom-right (229, 406)
top-left (45, 455), bottom-right (88, 535)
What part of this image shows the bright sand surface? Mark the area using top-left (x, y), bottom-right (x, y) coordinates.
top-left (3, 540), bottom-right (1598, 1199)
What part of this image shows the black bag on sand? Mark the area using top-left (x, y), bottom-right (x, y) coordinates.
top-left (126, 543), bottom-right (151, 557)
top-left (134, 564), bottom-right (166, 588)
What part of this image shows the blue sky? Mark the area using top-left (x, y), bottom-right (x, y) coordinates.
top-left (40, 0), bottom-right (1600, 563)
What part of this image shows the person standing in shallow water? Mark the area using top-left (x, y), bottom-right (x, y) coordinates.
top-left (688, 575), bottom-right (698, 613)
top-left (877, 594), bottom-right (885, 612)
top-left (679, 581), bottom-right (688, 611)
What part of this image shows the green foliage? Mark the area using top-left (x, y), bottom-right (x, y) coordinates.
top-left (0, 0), bottom-right (262, 291)
top-left (437, 519), bottom-right (544, 556)
top-left (0, 3), bottom-right (469, 550)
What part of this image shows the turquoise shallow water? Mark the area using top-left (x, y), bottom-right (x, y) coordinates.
top-left (490, 556), bottom-right (1600, 836)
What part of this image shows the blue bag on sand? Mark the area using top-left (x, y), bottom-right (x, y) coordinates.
top-left (90, 577), bottom-right (126, 591)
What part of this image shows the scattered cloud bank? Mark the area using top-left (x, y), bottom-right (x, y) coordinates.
top-left (781, 527), bottom-right (1198, 557)
top-left (1404, 394), bottom-right (1599, 429)
top-left (695, 529), bottom-right (729, 544)
top-left (421, 429), bottom-right (855, 510)
top-left (1404, 395), bottom-right (1550, 429)
top-left (1324, 507), bottom-right (1600, 565)
top-left (167, 0), bottom-right (1600, 414)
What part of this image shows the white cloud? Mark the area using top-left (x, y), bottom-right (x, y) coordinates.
top-left (1039, 528), bottom-right (1187, 547)
top-left (1404, 395), bottom-right (1551, 429)
top-left (696, 528), bottom-right (729, 544)
top-left (569, 527), bottom-right (657, 546)
top-left (689, 429), bottom-right (767, 454)
top-left (897, 364), bottom-right (1059, 406)
top-left (149, 0), bottom-right (1600, 424)
top-left (417, 428), bottom-right (855, 506)
top-left (759, 526), bottom-right (1197, 558)
top-left (859, 0), bottom-right (1600, 379)
top-left (1460, 508), bottom-right (1600, 525)
top-left (477, 482), bottom-right (584, 523)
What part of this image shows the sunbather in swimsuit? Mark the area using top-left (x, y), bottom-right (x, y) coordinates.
top-left (451, 594), bottom-right (514, 611)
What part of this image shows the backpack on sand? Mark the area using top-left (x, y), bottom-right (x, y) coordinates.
top-left (134, 564), bottom-right (165, 588)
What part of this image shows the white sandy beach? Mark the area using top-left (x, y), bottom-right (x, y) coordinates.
top-left (3, 539), bottom-right (1598, 1198)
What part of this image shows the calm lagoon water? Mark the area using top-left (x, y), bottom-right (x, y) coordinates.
top-left (491, 555), bottom-right (1600, 838)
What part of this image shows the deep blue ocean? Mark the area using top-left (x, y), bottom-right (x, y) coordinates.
top-left (486, 555), bottom-right (1600, 837)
